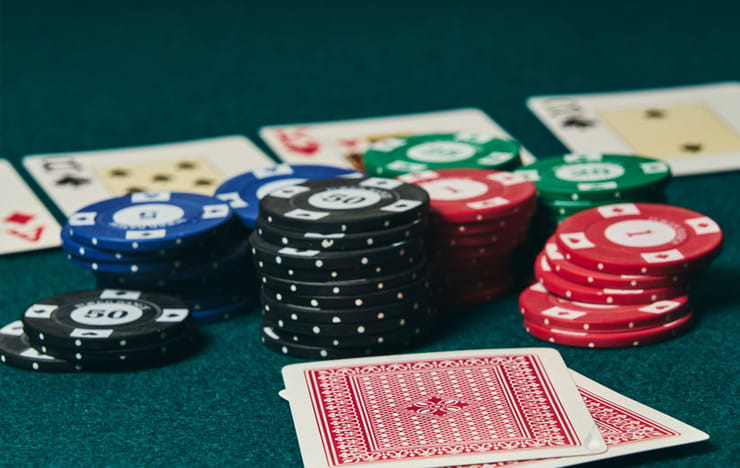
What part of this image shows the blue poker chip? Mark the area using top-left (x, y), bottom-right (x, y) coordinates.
top-left (66, 192), bottom-right (234, 252)
top-left (215, 164), bottom-right (362, 229)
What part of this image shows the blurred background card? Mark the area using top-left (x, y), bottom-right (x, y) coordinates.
top-left (527, 82), bottom-right (740, 176)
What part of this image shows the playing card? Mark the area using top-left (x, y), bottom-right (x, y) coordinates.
top-left (279, 368), bottom-right (709, 468)
top-left (23, 135), bottom-right (276, 216)
top-left (0, 158), bottom-right (61, 255)
top-left (260, 109), bottom-right (535, 171)
top-left (281, 348), bottom-right (606, 468)
top-left (453, 370), bottom-right (709, 467)
top-left (527, 82), bottom-right (740, 176)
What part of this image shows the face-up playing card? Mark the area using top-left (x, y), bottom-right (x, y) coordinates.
top-left (527, 82), bottom-right (740, 176)
top-left (281, 349), bottom-right (606, 468)
top-left (0, 159), bottom-right (61, 255)
top-left (260, 109), bottom-right (536, 171)
top-left (23, 135), bottom-right (276, 216)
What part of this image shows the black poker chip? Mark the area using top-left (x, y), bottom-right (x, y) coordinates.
top-left (261, 321), bottom-right (432, 349)
top-left (22, 289), bottom-right (195, 351)
top-left (259, 177), bottom-right (429, 234)
top-left (261, 294), bottom-right (432, 324)
top-left (260, 326), bottom-right (403, 360)
top-left (255, 217), bottom-right (426, 251)
top-left (35, 329), bottom-right (200, 366)
top-left (256, 256), bottom-right (424, 283)
top-left (0, 321), bottom-right (82, 373)
top-left (250, 231), bottom-right (424, 270)
top-left (261, 278), bottom-right (430, 309)
top-left (259, 261), bottom-right (429, 297)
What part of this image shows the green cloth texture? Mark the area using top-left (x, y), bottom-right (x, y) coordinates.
top-left (1, 1), bottom-right (738, 466)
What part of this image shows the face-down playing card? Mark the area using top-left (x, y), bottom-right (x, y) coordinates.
top-left (281, 348), bottom-right (606, 468)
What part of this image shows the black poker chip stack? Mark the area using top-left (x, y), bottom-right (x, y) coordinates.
top-left (0, 289), bottom-right (200, 373)
top-left (251, 177), bottom-right (437, 359)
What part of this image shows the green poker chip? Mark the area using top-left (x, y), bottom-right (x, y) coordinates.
top-left (363, 133), bottom-right (521, 177)
top-left (515, 154), bottom-right (671, 202)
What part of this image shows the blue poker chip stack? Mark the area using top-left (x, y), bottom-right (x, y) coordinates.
top-left (61, 191), bottom-right (259, 324)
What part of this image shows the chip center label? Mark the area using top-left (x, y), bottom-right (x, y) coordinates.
top-left (420, 178), bottom-right (488, 201)
top-left (407, 142), bottom-right (476, 163)
top-left (604, 220), bottom-right (677, 248)
top-left (112, 203), bottom-right (185, 228)
top-left (69, 303), bottom-right (144, 326)
top-left (307, 188), bottom-right (382, 211)
top-left (555, 163), bottom-right (625, 182)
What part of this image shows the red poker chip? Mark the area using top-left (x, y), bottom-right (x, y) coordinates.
top-left (519, 282), bottom-right (692, 332)
top-left (431, 264), bottom-right (510, 283)
top-left (429, 241), bottom-right (523, 260)
top-left (556, 203), bottom-right (723, 275)
top-left (427, 227), bottom-right (529, 248)
top-left (398, 169), bottom-right (536, 223)
top-left (523, 311), bottom-right (693, 348)
top-left (542, 237), bottom-right (693, 289)
top-left (428, 210), bottom-right (535, 236)
top-left (535, 253), bottom-right (687, 305)
top-left (437, 282), bottom-right (513, 308)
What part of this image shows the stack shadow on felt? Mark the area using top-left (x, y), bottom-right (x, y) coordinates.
top-left (251, 177), bottom-right (437, 359)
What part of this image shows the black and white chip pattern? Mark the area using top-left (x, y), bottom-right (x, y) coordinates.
top-left (259, 177), bottom-right (429, 233)
top-left (261, 297), bottom-right (432, 324)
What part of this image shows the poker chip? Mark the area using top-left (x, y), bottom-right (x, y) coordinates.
top-left (0, 321), bottom-right (82, 372)
top-left (363, 132), bottom-right (521, 177)
top-left (519, 283), bottom-right (691, 333)
top-left (191, 297), bottom-right (258, 325)
top-left (252, 175), bottom-right (434, 358)
top-left (259, 261), bottom-right (428, 297)
top-left (261, 296), bottom-right (433, 325)
top-left (262, 277), bottom-right (430, 309)
top-left (535, 253), bottom-right (687, 305)
top-left (398, 169), bottom-right (535, 308)
top-left (215, 164), bottom-right (361, 229)
top-left (22, 289), bottom-right (195, 351)
top-left (542, 237), bottom-right (692, 289)
top-left (523, 311), bottom-right (693, 348)
top-left (519, 202), bottom-right (721, 348)
top-left (66, 192), bottom-right (234, 251)
top-left (250, 232), bottom-right (424, 270)
top-left (255, 218), bottom-right (426, 251)
top-left (516, 154), bottom-right (671, 202)
top-left (556, 203), bottom-right (723, 275)
top-left (259, 177), bottom-right (429, 234)
top-left (398, 169), bottom-right (536, 223)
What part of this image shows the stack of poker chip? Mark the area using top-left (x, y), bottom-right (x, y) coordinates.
top-left (60, 192), bottom-right (257, 324)
top-left (0, 289), bottom-right (198, 372)
top-left (251, 177), bottom-right (435, 359)
top-left (521, 203), bottom-right (723, 348)
top-left (362, 132), bottom-right (523, 177)
top-left (398, 169), bottom-right (537, 308)
top-left (515, 154), bottom-right (671, 234)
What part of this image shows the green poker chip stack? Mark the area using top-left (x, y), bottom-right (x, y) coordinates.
top-left (362, 132), bottom-right (522, 177)
top-left (515, 153), bottom-right (672, 232)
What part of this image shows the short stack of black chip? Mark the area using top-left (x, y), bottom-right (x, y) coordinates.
top-left (251, 177), bottom-right (437, 359)
top-left (0, 289), bottom-right (199, 373)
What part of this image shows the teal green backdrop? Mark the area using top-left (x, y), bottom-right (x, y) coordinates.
top-left (1, 1), bottom-right (738, 466)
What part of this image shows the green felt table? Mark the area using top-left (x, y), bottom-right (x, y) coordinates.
top-left (1, 1), bottom-right (739, 467)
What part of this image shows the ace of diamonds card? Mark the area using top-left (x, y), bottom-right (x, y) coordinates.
top-left (0, 159), bottom-right (61, 255)
top-left (527, 82), bottom-right (740, 176)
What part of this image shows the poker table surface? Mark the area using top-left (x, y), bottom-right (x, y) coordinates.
top-left (1, 2), bottom-right (738, 467)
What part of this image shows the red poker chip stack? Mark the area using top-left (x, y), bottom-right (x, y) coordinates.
top-left (520, 203), bottom-right (723, 348)
top-left (398, 169), bottom-right (537, 308)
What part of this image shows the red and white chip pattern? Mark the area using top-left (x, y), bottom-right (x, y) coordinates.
top-left (556, 203), bottom-right (722, 275)
top-left (399, 169), bottom-right (536, 308)
top-left (520, 203), bottom-right (721, 348)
